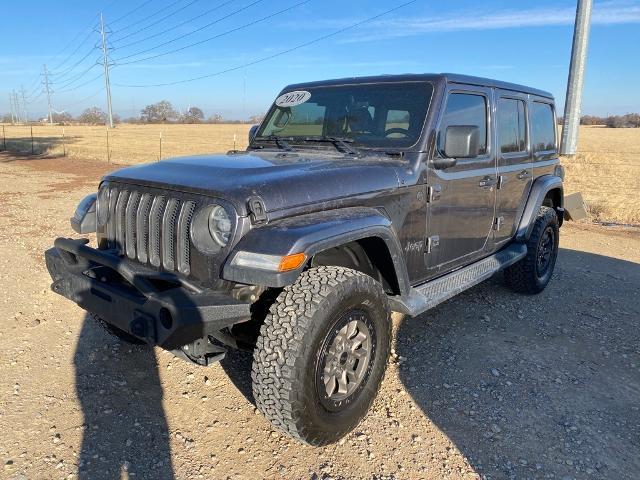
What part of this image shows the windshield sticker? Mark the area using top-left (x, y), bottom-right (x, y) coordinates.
top-left (275, 90), bottom-right (311, 108)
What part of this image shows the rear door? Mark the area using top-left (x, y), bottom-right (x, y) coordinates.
top-left (494, 91), bottom-right (534, 246)
top-left (426, 86), bottom-right (497, 275)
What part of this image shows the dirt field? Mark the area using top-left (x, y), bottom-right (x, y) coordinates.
top-left (1, 123), bottom-right (639, 224)
top-left (0, 152), bottom-right (638, 480)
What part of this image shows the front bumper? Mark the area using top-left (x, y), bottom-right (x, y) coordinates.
top-left (45, 238), bottom-right (251, 350)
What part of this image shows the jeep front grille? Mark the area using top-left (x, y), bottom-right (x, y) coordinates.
top-left (102, 187), bottom-right (196, 276)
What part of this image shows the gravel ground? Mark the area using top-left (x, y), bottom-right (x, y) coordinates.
top-left (0, 153), bottom-right (638, 480)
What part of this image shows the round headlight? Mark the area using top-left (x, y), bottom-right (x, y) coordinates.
top-left (208, 205), bottom-right (231, 247)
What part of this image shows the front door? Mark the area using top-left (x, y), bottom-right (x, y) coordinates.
top-left (494, 91), bottom-right (534, 246)
top-left (426, 87), bottom-right (497, 276)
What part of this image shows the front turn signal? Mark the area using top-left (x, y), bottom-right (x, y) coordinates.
top-left (278, 253), bottom-right (307, 272)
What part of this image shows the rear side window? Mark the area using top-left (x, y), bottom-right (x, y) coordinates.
top-left (530, 102), bottom-right (556, 152)
top-left (498, 98), bottom-right (527, 153)
top-left (439, 93), bottom-right (488, 155)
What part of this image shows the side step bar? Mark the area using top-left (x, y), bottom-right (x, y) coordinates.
top-left (390, 243), bottom-right (527, 317)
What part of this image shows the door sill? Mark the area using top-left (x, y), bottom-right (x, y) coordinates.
top-left (389, 243), bottom-right (526, 316)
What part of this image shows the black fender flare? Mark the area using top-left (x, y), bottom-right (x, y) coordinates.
top-left (222, 207), bottom-right (410, 293)
top-left (515, 175), bottom-right (564, 242)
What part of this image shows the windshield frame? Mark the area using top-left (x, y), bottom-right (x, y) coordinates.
top-left (254, 80), bottom-right (435, 152)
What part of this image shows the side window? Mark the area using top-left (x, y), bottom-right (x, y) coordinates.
top-left (530, 102), bottom-right (556, 152)
top-left (439, 93), bottom-right (488, 155)
top-left (498, 98), bottom-right (527, 153)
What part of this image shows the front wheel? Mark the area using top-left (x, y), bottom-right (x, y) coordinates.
top-left (504, 206), bottom-right (559, 294)
top-left (251, 266), bottom-right (391, 446)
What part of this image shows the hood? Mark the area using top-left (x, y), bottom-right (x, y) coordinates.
top-left (103, 151), bottom-right (402, 216)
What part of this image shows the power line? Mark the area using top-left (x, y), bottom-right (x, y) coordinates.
top-left (109, 0), bottom-right (155, 25)
top-left (26, 91), bottom-right (45, 105)
top-left (112, 0), bottom-right (236, 51)
top-left (51, 22), bottom-right (99, 72)
top-left (55, 72), bottom-right (104, 94)
top-left (51, 47), bottom-right (100, 84)
top-left (114, 0), bottom-right (419, 87)
top-left (53, 63), bottom-right (101, 91)
top-left (57, 87), bottom-right (106, 110)
top-left (114, 0), bottom-right (305, 65)
top-left (112, 0), bottom-right (201, 38)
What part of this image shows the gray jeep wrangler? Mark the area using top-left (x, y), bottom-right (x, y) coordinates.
top-left (45, 73), bottom-right (564, 446)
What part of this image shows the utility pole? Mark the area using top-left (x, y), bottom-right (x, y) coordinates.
top-left (100, 12), bottom-right (115, 129)
top-left (560, 0), bottom-right (593, 156)
top-left (42, 64), bottom-right (54, 124)
top-left (20, 84), bottom-right (29, 123)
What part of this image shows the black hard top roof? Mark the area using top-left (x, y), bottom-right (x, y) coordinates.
top-left (285, 73), bottom-right (554, 100)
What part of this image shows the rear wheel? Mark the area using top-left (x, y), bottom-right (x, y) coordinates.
top-left (251, 266), bottom-right (391, 446)
top-left (504, 206), bottom-right (559, 294)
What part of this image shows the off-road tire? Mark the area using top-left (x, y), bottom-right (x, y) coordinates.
top-left (504, 206), bottom-right (559, 294)
top-left (251, 266), bottom-right (391, 446)
top-left (90, 313), bottom-right (146, 345)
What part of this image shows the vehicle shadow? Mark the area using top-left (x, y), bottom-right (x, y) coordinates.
top-left (395, 247), bottom-right (640, 479)
top-left (74, 314), bottom-right (175, 479)
top-left (219, 348), bottom-right (256, 405)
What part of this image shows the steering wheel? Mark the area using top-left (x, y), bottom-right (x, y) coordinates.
top-left (384, 127), bottom-right (410, 138)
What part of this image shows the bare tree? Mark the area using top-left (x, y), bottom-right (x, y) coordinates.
top-left (79, 107), bottom-right (108, 125)
top-left (207, 113), bottom-right (224, 124)
top-left (183, 107), bottom-right (204, 124)
top-left (52, 111), bottom-right (74, 124)
top-left (140, 101), bottom-right (177, 123)
top-left (248, 113), bottom-right (265, 124)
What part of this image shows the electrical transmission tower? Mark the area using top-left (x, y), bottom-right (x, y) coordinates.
top-left (12, 91), bottom-right (23, 123)
top-left (560, 0), bottom-right (593, 155)
top-left (20, 85), bottom-right (29, 123)
top-left (100, 13), bottom-right (115, 129)
top-left (42, 65), bottom-right (54, 124)
top-left (9, 92), bottom-right (16, 124)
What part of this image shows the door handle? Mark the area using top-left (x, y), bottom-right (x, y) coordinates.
top-left (517, 170), bottom-right (531, 180)
top-left (479, 176), bottom-right (498, 188)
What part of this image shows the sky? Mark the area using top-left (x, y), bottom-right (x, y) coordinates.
top-left (0, 0), bottom-right (638, 120)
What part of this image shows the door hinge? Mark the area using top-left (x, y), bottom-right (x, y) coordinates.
top-left (493, 216), bottom-right (504, 231)
top-left (427, 184), bottom-right (442, 203)
top-left (426, 235), bottom-right (440, 253)
top-left (497, 175), bottom-right (505, 190)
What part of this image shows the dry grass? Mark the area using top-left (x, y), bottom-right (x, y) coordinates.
top-left (561, 126), bottom-right (640, 224)
top-left (2, 123), bottom-right (252, 164)
top-left (1, 123), bottom-right (638, 224)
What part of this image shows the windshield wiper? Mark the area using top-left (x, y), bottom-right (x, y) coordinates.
top-left (304, 136), bottom-right (362, 157)
top-left (254, 135), bottom-right (294, 151)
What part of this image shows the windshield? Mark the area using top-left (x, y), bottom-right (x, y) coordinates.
top-left (256, 82), bottom-right (434, 149)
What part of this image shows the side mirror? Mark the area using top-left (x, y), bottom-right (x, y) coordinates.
top-left (444, 125), bottom-right (480, 159)
top-left (248, 124), bottom-right (259, 143)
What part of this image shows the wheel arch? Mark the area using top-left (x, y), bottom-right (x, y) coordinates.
top-left (311, 236), bottom-right (401, 295)
top-left (516, 175), bottom-right (564, 241)
top-left (222, 207), bottom-right (410, 295)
